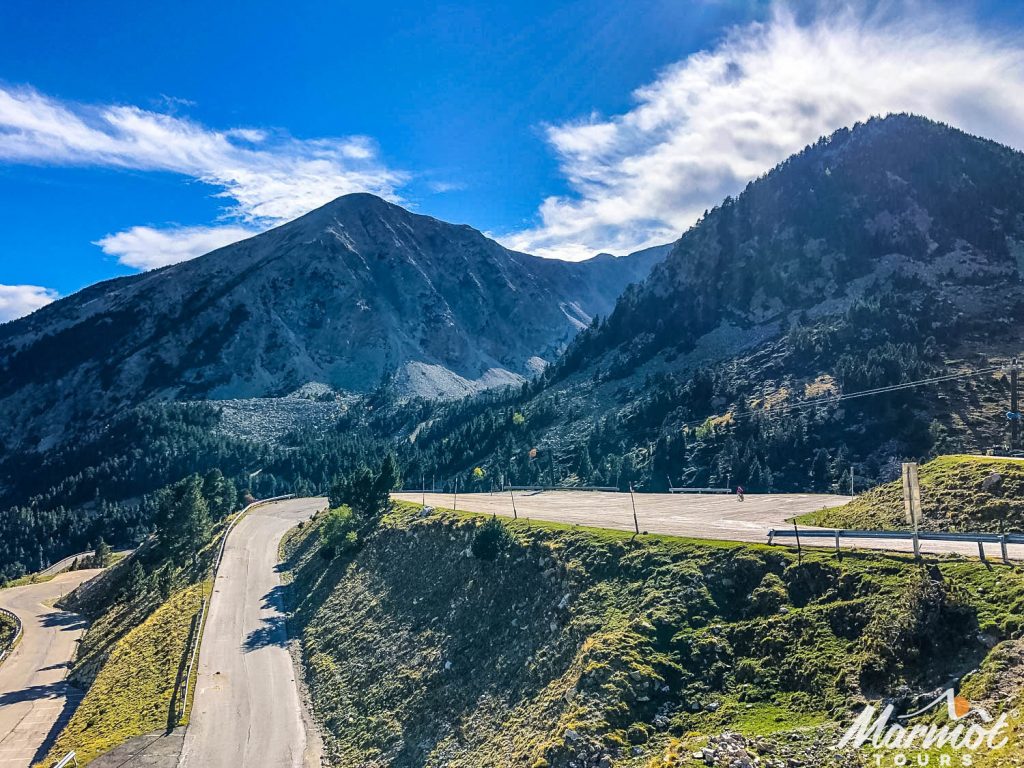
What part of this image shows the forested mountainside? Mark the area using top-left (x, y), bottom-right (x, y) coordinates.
top-left (394, 115), bottom-right (1024, 493)
top-left (5, 114), bottom-right (1024, 579)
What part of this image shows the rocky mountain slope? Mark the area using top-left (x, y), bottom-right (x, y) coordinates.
top-left (0, 194), bottom-right (665, 452)
top-left (404, 115), bottom-right (1024, 492)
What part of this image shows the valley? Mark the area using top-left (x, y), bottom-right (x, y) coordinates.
top-left (3, 114), bottom-right (1024, 768)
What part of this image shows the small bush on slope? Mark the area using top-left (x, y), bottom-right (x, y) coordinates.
top-left (798, 454), bottom-right (1024, 532)
top-left (0, 611), bottom-right (15, 652)
top-left (471, 515), bottom-right (510, 561)
top-left (282, 501), bottom-right (1024, 768)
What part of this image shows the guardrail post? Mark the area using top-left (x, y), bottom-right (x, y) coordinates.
top-left (978, 540), bottom-right (987, 562)
top-left (767, 529), bottom-right (775, 545)
top-left (1001, 535), bottom-right (1009, 564)
top-left (913, 530), bottom-right (921, 560)
top-left (834, 530), bottom-right (841, 559)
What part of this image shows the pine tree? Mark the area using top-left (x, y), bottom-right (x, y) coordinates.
top-left (155, 475), bottom-right (212, 563)
top-left (94, 537), bottom-right (112, 568)
top-left (577, 447), bottom-right (594, 484)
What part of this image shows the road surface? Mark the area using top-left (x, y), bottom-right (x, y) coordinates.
top-left (0, 569), bottom-right (101, 768)
top-left (178, 497), bottom-right (325, 768)
top-left (393, 491), bottom-right (1024, 560)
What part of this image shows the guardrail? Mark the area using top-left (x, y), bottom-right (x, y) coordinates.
top-left (767, 527), bottom-right (1022, 561)
top-left (669, 487), bottom-right (732, 494)
top-left (176, 596), bottom-right (207, 723)
top-left (175, 494), bottom-right (295, 725)
top-left (53, 751), bottom-right (77, 767)
top-left (39, 551), bottom-right (94, 577)
top-left (0, 606), bottom-right (23, 666)
top-left (505, 485), bottom-right (619, 492)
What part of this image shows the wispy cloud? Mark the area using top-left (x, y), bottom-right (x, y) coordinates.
top-left (93, 225), bottom-right (260, 270)
top-left (0, 85), bottom-right (408, 268)
top-left (503, 3), bottom-right (1024, 260)
top-left (0, 284), bottom-right (59, 323)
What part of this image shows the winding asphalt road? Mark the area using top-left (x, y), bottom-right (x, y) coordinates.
top-left (178, 497), bottom-right (325, 768)
top-left (393, 491), bottom-right (1024, 560)
top-left (0, 569), bottom-right (100, 768)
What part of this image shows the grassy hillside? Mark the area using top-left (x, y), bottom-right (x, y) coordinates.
top-left (39, 476), bottom-right (242, 766)
top-left (283, 501), bottom-right (1024, 768)
top-left (37, 582), bottom-right (204, 766)
top-left (798, 455), bottom-right (1024, 531)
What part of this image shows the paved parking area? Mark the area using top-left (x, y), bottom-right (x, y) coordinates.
top-left (394, 491), bottom-right (1024, 560)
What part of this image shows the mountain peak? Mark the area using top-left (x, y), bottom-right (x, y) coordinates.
top-left (0, 190), bottom-right (664, 450)
top-left (552, 113), bottom-right (1024, 383)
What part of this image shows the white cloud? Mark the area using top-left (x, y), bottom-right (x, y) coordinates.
top-left (503, 3), bottom-right (1024, 260)
top-left (0, 284), bottom-right (59, 323)
top-left (0, 86), bottom-right (408, 269)
top-left (94, 225), bottom-right (259, 270)
top-left (427, 180), bottom-right (466, 193)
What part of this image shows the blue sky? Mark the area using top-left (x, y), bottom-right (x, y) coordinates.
top-left (3, 0), bottom-right (1024, 321)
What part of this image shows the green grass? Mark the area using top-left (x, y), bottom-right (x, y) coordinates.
top-left (1, 572), bottom-right (57, 589)
top-left (0, 611), bottom-right (16, 655)
top-left (281, 500), bottom-right (1024, 768)
top-left (37, 582), bottom-right (204, 767)
top-left (797, 454), bottom-right (1024, 531)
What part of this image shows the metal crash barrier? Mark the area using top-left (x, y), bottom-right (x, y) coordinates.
top-left (768, 527), bottom-right (1023, 562)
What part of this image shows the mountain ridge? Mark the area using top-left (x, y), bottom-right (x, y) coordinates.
top-left (403, 114), bottom-right (1024, 493)
top-left (0, 193), bottom-right (667, 452)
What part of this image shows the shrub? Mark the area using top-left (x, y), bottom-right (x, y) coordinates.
top-left (626, 723), bottom-right (649, 744)
top-left (320, 506), bottom-right (361, 558)
top-left (471, 516), bottom-right (510, 561)
top-left (748, 572), bottom-right (788, 615)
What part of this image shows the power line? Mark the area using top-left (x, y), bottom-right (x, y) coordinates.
top-left (682, 365), bottom-right (1002, 429)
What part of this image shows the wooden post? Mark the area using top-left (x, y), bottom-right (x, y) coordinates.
top-left (909, 463), bottom-right (923, 526)
top-left (629, 484), bottom-right (639, 535)
top-left (905, 462), bottom-right (921, 528)
top-left (509, 487), bottom-right (518, 520)
top-left (903, 462), bottom-right (922, 559)
top-left (452, 477), bottom-right (458, 513)
top-left (793, 522), bottom-right (802, 565)
top-left (1001, 534), bottom-right (1009, 564)
top-left (978, 540), bottom-right (987, 562)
